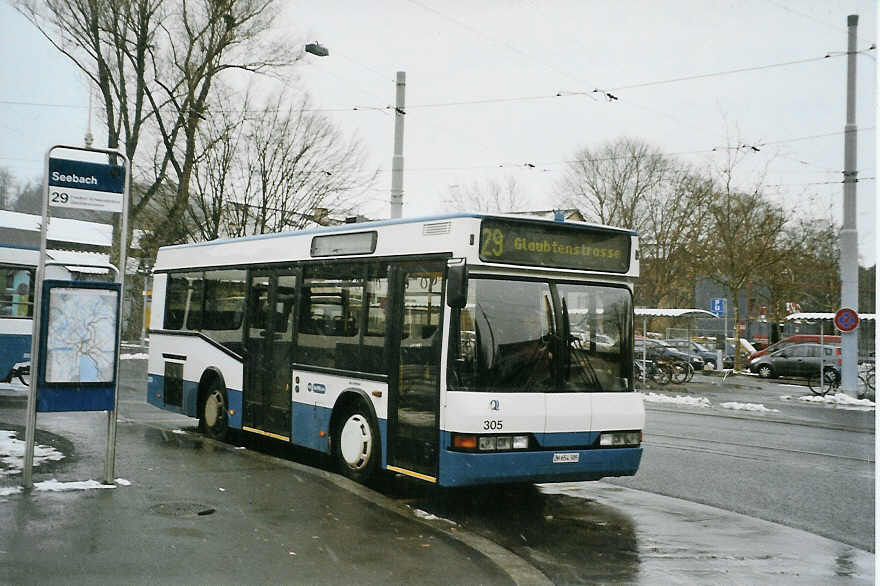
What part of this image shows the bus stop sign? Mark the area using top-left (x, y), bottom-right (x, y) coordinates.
top-left (834, 307), bottom-right (859, 332)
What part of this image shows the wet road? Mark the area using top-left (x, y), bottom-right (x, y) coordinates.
top-left (611, 407), bottom-right (875, 551)
top-left (1, 360), bottom-right (875, 583)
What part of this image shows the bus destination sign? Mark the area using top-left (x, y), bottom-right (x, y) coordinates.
top-left (478, 218), bottom-right (631, 272)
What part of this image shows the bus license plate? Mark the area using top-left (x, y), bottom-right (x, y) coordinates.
top-left (552, 452), bottom-right (579, 463)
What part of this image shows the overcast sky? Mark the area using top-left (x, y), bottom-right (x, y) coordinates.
top-left (0, 0), bottom-right (876, 265)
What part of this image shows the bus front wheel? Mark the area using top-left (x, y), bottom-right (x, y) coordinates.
top-left (200, 380), bottom-right (229, 441)
top-left (333, 404), bottom-right (379, 484)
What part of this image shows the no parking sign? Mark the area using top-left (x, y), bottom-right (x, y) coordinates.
top-left (834, 308), bottom-right (860, 332)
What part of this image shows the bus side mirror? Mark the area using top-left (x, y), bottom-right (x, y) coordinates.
top-left (446, 259), bottom-right (467, 309)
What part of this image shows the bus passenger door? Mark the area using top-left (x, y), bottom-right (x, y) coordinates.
top-left (387, 262), bottom-right (444, 481)
top-left (244, 269), bottom-right (299, 440)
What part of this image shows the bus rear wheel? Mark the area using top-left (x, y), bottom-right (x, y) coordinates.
top-left (333, 404), bottom-right (379, 484)
top-left (200, 380), bottom-right (229, 441)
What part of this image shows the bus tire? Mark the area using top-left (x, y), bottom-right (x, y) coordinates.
top-left (333, 402), bottom-right (380, 484)
top-left (200, 379), bottom-right (229, 441)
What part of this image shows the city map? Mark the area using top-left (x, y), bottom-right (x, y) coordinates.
top-left (45, 287), bottom-right (118, 384)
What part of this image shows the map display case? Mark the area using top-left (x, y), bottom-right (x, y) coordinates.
top-left (35, 280), bottom-right (121, 412)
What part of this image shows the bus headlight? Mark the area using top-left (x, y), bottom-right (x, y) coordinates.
top-left (512, 435), bottom-right (529, 449)
top-left (479, 437), bottom-right (497, 451)
top-left (599, 431), bottom-right (642, 447)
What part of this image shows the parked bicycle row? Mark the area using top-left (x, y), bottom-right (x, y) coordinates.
top-left (633, 358), bottom-right (697, 386)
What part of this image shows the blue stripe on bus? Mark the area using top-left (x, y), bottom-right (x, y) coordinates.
top-left (0, 333), bottom-right (30, 381)
top-left (533, 431), bottom-right (600, 448)
top-left (146, 373), bottom-right (242, 429)
top-left (291, 402), bottom-right (388, 461)
top-left (437, 431), bottom-right (642, 487)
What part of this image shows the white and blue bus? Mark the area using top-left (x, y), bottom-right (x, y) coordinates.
top-left (0, 244), bottom-right (38, 383)
top-left (146, 213), bottom-right (644, 486)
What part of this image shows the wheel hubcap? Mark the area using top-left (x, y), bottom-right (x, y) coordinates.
top-left (205, 391), bottom-right (224, 427)
top-left (339, 414), bottom-right (371, 470)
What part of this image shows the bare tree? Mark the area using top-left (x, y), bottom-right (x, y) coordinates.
top-left (557, 138), bottom-right (669, 233)
top-left (154, 90), bottom-right (377, 243)
top-left (187, 87), bottom-right (249, 241)
top-left (700, 188), bottom-right (787, 368)
top-left (15, 0), bottom-right (294, 247)
top-left (443, 176), bottom-right (531, 213)
top-left (0, 168), bottom-right (15, 210)
top-left (557, 137), bottom-right (714, 308)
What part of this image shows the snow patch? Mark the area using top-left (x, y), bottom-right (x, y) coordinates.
top-left (115, 478), bottom-right (132, 486)
top-left (643, 393), bottom-right (712, 408)
top-left (0, 486), bottom-right (23, 496)
top-left (720, 402), bottom-right (779, 413)
top-left (411, 507), bottom-right (457, 525)
top-left (121, 353), bottom-right (149, 360)
top-left (34, 479), bottom-right (116, 492)
top-left (798, 394), bottom-right (875, 410)
top-left (1, 430), bottom-right (65, 476)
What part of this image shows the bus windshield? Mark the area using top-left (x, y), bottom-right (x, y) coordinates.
top-left (449, 277), bottom-right (632, 392)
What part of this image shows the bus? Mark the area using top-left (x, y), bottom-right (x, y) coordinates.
top-left (0, 244), bottom-right (38, 383)
top-left (146, 213), bottom-right (644, 487)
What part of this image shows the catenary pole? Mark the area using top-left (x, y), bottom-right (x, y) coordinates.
top-left (839, 14), bottom-right (860, 395)
top-left (390, 71), bottom-right (406, 219)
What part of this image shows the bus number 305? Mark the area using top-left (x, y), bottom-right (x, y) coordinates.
top-left (483, 419), bottom-right (503, 430)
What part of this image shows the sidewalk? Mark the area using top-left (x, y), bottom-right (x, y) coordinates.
top-left (0, 416), bottom-right (519, 585)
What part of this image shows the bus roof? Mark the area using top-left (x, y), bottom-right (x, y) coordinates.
top-left (154, 212), bottom-right (639, 274)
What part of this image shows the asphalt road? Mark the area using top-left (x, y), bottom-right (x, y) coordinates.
top-left (1, 360), bottom-right (874, 584)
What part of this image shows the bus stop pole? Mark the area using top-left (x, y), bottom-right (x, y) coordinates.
top-left (22, 150), bottom-right (53, 489)
top-left (104, 151), bottom-right (131, 484)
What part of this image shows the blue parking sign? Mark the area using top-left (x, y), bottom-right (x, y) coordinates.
top-left (710, 298), bottom-right (726, 316)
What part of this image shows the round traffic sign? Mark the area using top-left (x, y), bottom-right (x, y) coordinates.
top-left (834, 307), bottom-right (860, 332)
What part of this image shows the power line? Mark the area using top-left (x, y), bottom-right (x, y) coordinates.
top-left (765, 177), bottom-right (875, 188)
top-left (763, 0), bottom-right (875, 45)
top-left (607, 55), bottom-right (841, 92)
top-left (0, 99), bottom-right (87, 109)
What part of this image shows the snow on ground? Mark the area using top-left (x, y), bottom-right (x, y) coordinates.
top-left (409, 506), bottom-right (458, 525)
top-left (644, 393), bottom-right (780, 413)
top-left (720, 402), bottom-right (779, 413)
top-left (0, 380), bottom-right (28, 393)
top-left (643, 393), bottom-right (711, 408)
top-left (794, 393), bottom-right (875, 410)
top-left (1, 430), bottom-right (64, 476)
top-left (34, 479), bottom-right (116, 492)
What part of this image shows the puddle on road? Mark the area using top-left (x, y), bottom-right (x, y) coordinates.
top-left (395, 482), bottom-right (640, 584)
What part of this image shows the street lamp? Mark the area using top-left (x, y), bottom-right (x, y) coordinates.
top-left (304, 41), bottom-right (329, 57)
top-left (303, 41), bottom-right (405, 220)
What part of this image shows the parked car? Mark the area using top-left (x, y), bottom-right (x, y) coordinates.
top-left (635, 338), bottom-right (704, 370)
top-left (747, 334), bottom-right (841, 367)
top-left (748, 343), bottom-right (842, 379)
top-left (665, 339), bottom-right (720, 370)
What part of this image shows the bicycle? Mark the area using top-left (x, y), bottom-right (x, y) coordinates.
top-left (669, 360), bottom-right (694, 384)
top-left (634, 359), bottom-right (672, 386)
top-left (11, 362), bottom-right (30, 386)
top-left (857, 361), bottom-right (874, 400)
top-left (807, 368), bottom-right (840, 396)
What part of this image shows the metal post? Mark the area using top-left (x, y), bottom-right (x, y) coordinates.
top-left (105, 152), bottom-right (130, 484)
top-left (839, 14), bottom-right (860, 395)
top-left (22, 152), bottom-right (52, 489)
top-left (390, 71), bottom-right (406, 219)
